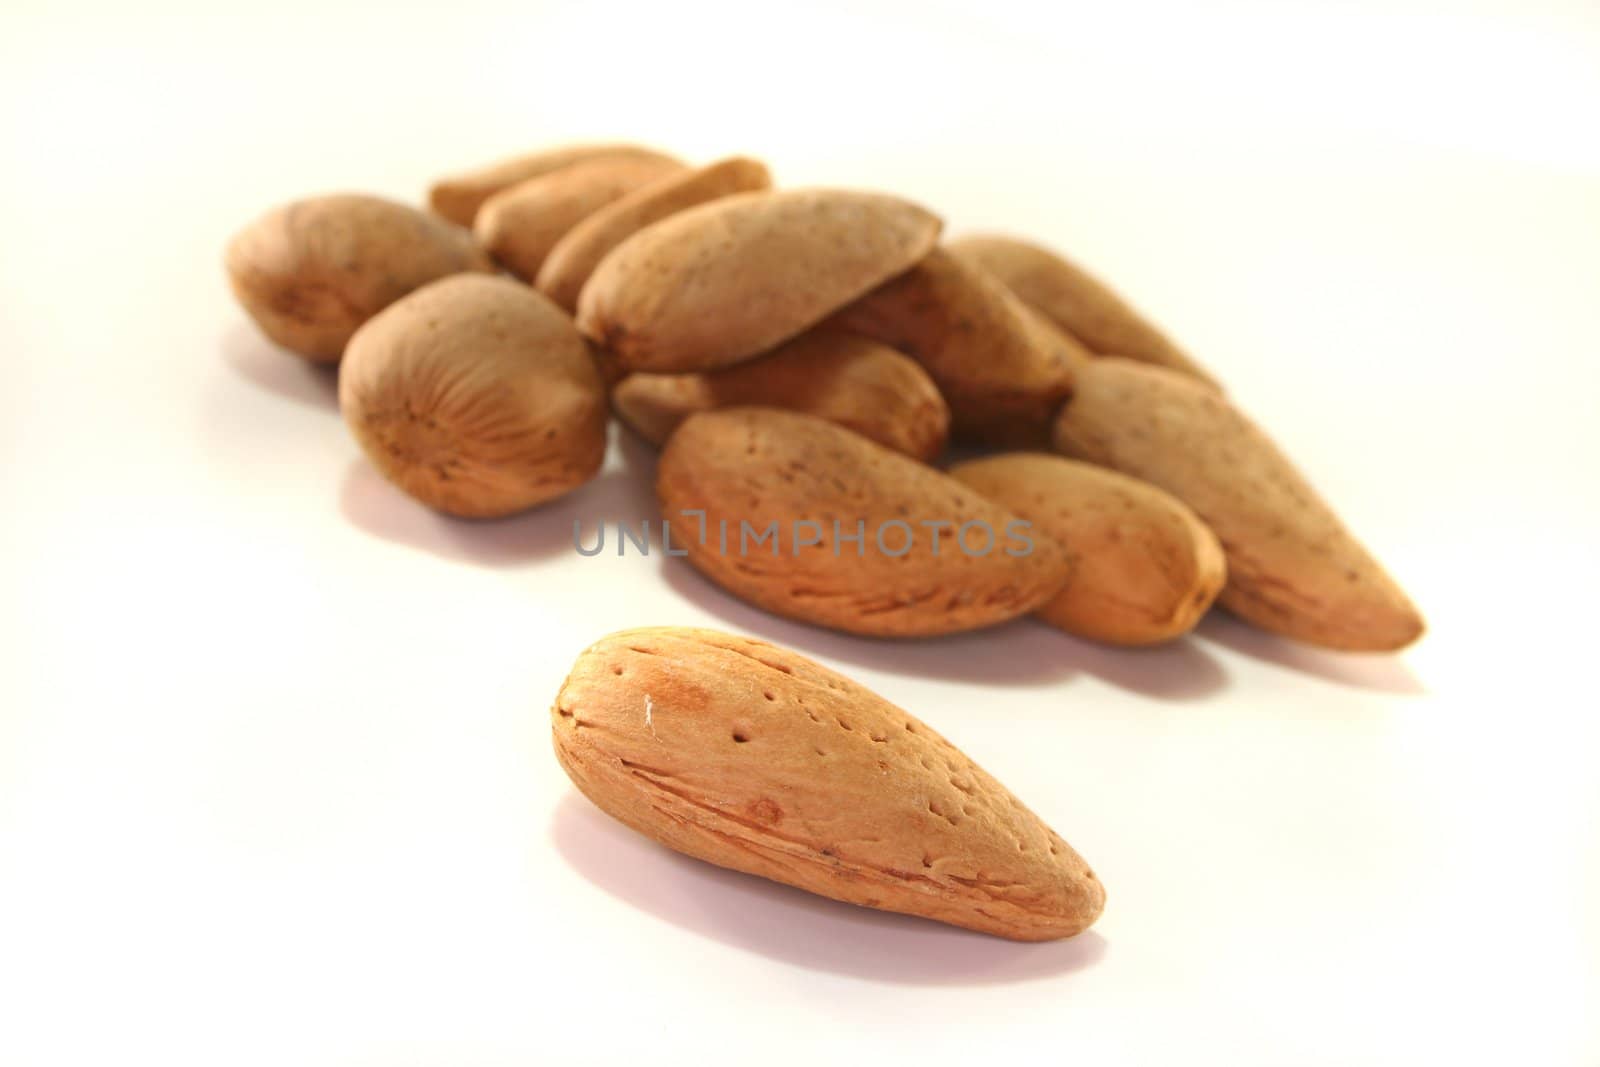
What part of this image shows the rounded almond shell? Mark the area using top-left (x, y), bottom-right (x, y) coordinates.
top-left (225, 193), bottom-right (491, 362)
top-left (339, 274), bottom-right (606, 518)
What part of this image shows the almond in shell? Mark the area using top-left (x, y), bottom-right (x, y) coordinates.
top-left (475, 155), bottom-right (685, 281)
top-left (827, 247), bottom-right (1086, 448)
top-left (577, 189), bottom-right (942, 373)
top-left (656, 408), bottom-right (1070, 636)
top-left (552, 626), bottom-right (1105, 941)
top-left (1052, 358), bottom-right (1423, 651)
top-left (339, 274), bottom-right (606, 518)
top-left (537, 156), bottom-right (774, 313)
top-left (951, 453), bottom-right (1226, 645)
top-left (950, 234), bottom-right (1218, 387)
top-left (225, 193), bottom-right (491, 362)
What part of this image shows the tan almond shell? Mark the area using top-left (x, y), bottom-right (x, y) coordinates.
top-left (225, 194), bottom-right (492, 363)
top-left (474, 156), bottom-right (685, 281)
top-left (339, 274), bottom-right (606, 518)
top-left (949, 234), bottom-right (1219, 387)
top-left (576, 189), bottom-right (943, 373)
top-left (612, 328), bottom-right (949, 461)
top-left (826, 247), bottom-right (1085, 448)
top-left (950, 453), bottom-right (1227, 645)
top-left (552, 626), bottom-right (1105, 941)
top-left (1052, 359), bottom-right (1423, 651)
top-left (537, 156), bottom-right (774, 312)
top-left (656, 408), bottom-right (1071, 636)
top-left (427, 143), bottom-right (680, 226)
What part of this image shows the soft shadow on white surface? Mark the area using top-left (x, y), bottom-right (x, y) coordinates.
top-left (1194, 613), bottom-right (1426, 695)
top-left (661, 558), bottom-right (1228, 699)
top-left (338, 429), bottom-right (659, 567)
top-left (550, 793), bottom-right (1107, 986)
top-left (221, 321), bottom-right (339, 410)
top-left (1060, 630), bottom-right (1228, 700)
top-left (339, 460), bottom-right (657, 567)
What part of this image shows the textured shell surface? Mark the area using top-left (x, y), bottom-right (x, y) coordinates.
top-left (552, 627), bottom-right (1105, 941)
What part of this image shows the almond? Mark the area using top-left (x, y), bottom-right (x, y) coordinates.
top-left (1053, 359), bottom-right (1423, 651)
top-left (949, 234), bottom-right (1219, 387)
top-left (656, 408), bottom-right (1071, 636)
top-left (339, 274), bottom-right (606, 517)
top-left (428, 143), bottom-right (679, 226)
top-left (552, 626), bottom-right (1105, 941)
top-left (475, 156), bottom-right (684, 281)
top-left (613, 328), bottom-right (949, 461)
top-left (827, 247), bottom-right (1086, 447)
top-left (577, 189), bottom-right (942, 373)
top-left (537, 156), bottom-right (774, 312)
top-left (225, 194), bottom-right (491, 362)
top-left (951, 453), bottom-right (1226, 645)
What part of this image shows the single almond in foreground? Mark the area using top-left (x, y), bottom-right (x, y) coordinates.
top-left (552, 626), bottom-right (1106, 941)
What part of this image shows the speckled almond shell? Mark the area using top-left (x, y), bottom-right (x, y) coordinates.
top-left (576, 188), bottom-right (942, 373)
top-left (537, 156), bottom-right (774, 313)
top-left (1052, 359), bottom-right (1423, 651)
top-left (225, 194), bottom-right (492, 362)
top-left (656, 408), bottom-right (1071, 637)
top-left (950, 453), bottom-right (1226, 645)
top-left (826, 247), bottom-right (1086, 448)
top-left (612, 328), bottom-right (949, 461)
top-left (474, 155), bottom-right (685, 281)
top-left (427, 143), bottom-right (680, 226)
top-left (339, 274), bottom-right (606, 518)
top-left (552, 627), bottom-right (1105, 941)
top-left (949, 234), bottom-right (1220, 388)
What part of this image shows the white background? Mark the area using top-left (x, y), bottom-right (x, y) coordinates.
top-left (2, 0), bottom-right (1597, 1063)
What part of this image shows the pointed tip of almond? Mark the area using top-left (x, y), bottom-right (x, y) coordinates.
top-left (1069, 869), bottom-right (1108, 936)
top-left (1023, 866), bottom-right (1106, 943)
top-left (1309, 568), bottom-right (1427, 652)
top-left (1371, 600), bottom-right (1426, 652)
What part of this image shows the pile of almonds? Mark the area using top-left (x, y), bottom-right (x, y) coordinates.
top-left (225, 142), bottom-right (1424, 942)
